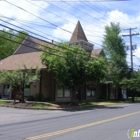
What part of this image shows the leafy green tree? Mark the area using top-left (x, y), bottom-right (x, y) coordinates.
top-left (103, 22), bottom-right (128, 99)
top-left (122, 71), bottom-right (140, 91)
top-left (41, 43), bottom-right (106, 102)
top-left (121, 71), bottom-right (140, 102)
top-left (0, 66), bottom-right (40, 102)
top-left (0, 29), bottom-right (27, 60)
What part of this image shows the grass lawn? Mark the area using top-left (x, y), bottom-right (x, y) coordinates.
top-left (78, 101), bottom-right (98, 105)
top-left (55, 100), bottom-right (125, 107)
top-left (126, 97), bottom-right (140, 102)
top-left (135, 97), bottom-right (140, 101)
top-left (0, 100), bottom-right (55, 109)
top-left (32, 103), bottom-right (55, 109)
top-left (0, 98), bottom-right (139, 109)
top-left (77, 100), bottom-right (124, 106)
top-left (0, 100), bottom-right (12, 105)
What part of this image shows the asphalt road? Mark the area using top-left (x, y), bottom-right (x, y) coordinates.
top-left (0, 103), bottom-right (140, 140)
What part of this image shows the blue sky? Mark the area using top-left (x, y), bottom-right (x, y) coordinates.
top-left (0, 0), bottom-right (140, 69)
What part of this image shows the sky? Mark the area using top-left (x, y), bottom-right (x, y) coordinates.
top-left (0, 0), bottom-right (140, 69)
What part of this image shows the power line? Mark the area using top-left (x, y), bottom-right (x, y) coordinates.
top-left (0, 16), bottom-right (52, 27)
top-left (4, 0), bottom-right (77, 37)
top-left (28, 0), bottom-right (135, 36)
top-left (0, 32), bottom-right (130, 72)
top-left (0, 29), bottom-right (68, 56)
top-left (0, 15), bottom-right (63, 42)
top-left (0, 12), bottom-right (105, 33)
top-left (60, 0), bottom-right (105, 29)
top-left (65, 0), bottom-right (106, 25)
top-left (26, 0), bottom-right (104, 38)
top-left (3, 0), bottom-right (103, 47)
top-left (0, 26), bottom-right (93, 57)
top-left (47, 0), bottom-right (104, 31)
top-left (77, 0), bottom-right (130, 29)
top-left (0, 16), bottom-right (103, 38)
top-left (46, 0), bottom-right (104, 32)
top-left (0, 23), bottom-right (98, 57)
top-left (0, 28), bottom-right (131, 72)
top-left (30, 0), bottom-right (132, 2)
top-left (0, 18), bottom-right (60, 43)
top-left (96, 1), bottom-right (134, 29)
top-left (122, 28), bottom-right (139, 71)
top-left (45, 0), bottom-right (104, 33)
top-left (0, 33), bottom-right (65, 58)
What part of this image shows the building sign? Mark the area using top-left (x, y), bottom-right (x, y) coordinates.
top-left (14, 91), bottom-right (23, 102)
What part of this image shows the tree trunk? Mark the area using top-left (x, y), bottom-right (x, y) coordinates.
top-left (21, 85), bottom-right (24, 103)
top-left (107, 84), bottom-right (110, 99)
top-left (22, 71), bottom-right (25, 103)
top-left (71, 88), bottom-right (76, 102)
top-left (21, 90), bottom-right (24, 103)
top-left (132, 92), bottom-right (135, 102)
top-left (118, 88), bottom-right (122, 100)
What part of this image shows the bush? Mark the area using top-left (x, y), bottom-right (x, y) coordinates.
top-left (27, 93), bottom-right (50, 102)
top-left (42, 97), bottom-right (50, 102)
top-left (34, 93), bottom-right (44, 101)
top-left (27, 96), bottom-right (35, 101)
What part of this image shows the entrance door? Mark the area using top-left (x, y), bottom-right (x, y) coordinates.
top-left (75, 88), bottom-right (81, 100)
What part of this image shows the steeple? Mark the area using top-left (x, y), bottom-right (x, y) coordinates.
top-left (69, 21), bottom-right (88, 42)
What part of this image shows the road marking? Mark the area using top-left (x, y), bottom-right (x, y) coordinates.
top-left (26, 110), bottom-right (140, 140)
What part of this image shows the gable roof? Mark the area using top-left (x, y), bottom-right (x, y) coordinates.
top-left (69, 21), bottom-right (88, 42)
top-left (0, 52), bottom-right (46, 71)
top-left (13, 36), bottom-right (54, 55)
top-left (91, 49), bottom-right (105, 57)
top-left (0, 48), bottom-right (105, 71)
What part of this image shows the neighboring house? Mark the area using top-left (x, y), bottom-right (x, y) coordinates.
top-left (0, 21), bottom-right (115, 101)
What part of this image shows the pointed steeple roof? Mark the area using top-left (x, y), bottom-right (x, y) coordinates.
top-left (70, 21), bottom-right (88, 42)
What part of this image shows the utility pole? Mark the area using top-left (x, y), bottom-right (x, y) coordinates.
top-left (122, 28), bottom-right (139, 71)
top-left (122, 28), bottom-right (139, 102)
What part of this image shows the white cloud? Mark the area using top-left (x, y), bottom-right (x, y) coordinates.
top-left (0, 0), bottom-right (49, 22)
top-left (53, 19), bottom-right (77, 41)
top-left (52, 9), bottom-right (140, 68)
top-left (0, 0), bottom-right (140, 68)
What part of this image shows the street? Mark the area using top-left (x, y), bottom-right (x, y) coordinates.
top-left (0, 103), bottom-right (140, 140)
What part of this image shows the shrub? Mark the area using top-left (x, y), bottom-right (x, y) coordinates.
top-left (34, 93), bottom-right (44, 101)
top-left (27, 96), bottom-right (35, 101)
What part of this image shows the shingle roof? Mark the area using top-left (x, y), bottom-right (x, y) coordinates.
top-left (0, 52), bottom-right (46, 71)
top-left (0, 48), bottom-right (105, 71)
top-left (69, 21), bottom-right (88, 42)
top-left (91, 49), bottom-right (105, 57)
top-left (31, 37), bottom-right (54, 47)
top-left (13, 36), bottom-right (54, 55)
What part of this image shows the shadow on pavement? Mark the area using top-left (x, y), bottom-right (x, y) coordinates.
top-left (62, 105), bottom-right (124, 112)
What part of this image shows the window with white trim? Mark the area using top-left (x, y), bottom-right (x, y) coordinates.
top-left (57, 85), bottom-right (70, 98)
top-left (3, 85), bottom-right (10, 96)
top-left (87, 86), bottom-right (96, 97)
top-left (24, 85), bottom-right (30, 96)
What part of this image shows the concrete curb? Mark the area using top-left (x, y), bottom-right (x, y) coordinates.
top-left (0, 100), bottom-right (127, 111)
top-left (0, 104), bottom-right (103, 111)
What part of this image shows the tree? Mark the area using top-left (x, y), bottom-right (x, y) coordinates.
top-left (103, 22), bottom-right (128, 99)
top-left (121, 71), bottom-right (140, 102)
top-left (0, 66), bottom-right (40, 102)
top-left (40, 43), bottom-right (106, 102)
top-left (0, 29), bottom-right (27, 60)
